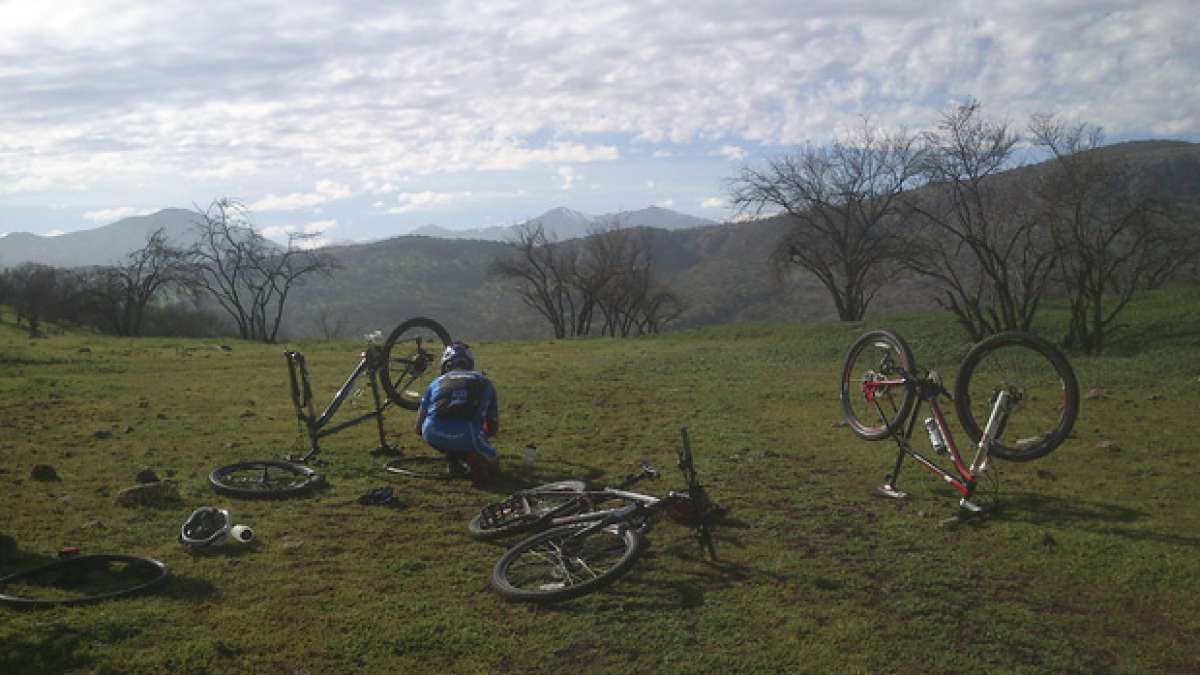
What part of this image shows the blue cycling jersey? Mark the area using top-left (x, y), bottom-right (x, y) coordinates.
top-left (416, 370), bottom-right (498, 459)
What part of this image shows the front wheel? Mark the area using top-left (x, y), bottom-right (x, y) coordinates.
top-left (468, 480), bottom-right (587, 541)
top-left (380, 317), bottom-right (452, 409)
top-left (209, 460), bottom-right (323, 497)
top-left (839, 330), bottom-right (918, 440)
top-left (954, 331), bottom-right (1079, 462)
top-left (491, 524), bottom-right (642, 603)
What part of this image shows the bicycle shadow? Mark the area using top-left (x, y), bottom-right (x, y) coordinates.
top-left (989, 491), bottom-right (1200, 550)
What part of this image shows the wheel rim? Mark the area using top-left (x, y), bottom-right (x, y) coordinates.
top-left (958, 339), bottom-right (1073, 456)
top-left (843, 337), bottom-right (910, 435)
top-left (0, 555), bottom-right (168, 606)
top-left (216, 462), bottom-right (313, 494)
top-left (385, 325), bottom-right (449, 408)
top-left (502, 527), bottom-right (632, 594)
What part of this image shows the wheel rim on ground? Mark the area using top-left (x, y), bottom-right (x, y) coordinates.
top-left (468, 481), bottom-right (587, 539)
top-left (492, 524), bottom-right (640, 602)
top-left (840, 331), bottom-right (917, 440)
top-left (954, 332), bottom-right (1079, 461)
top-left (0, 555), bottom-right (169, 606)
top-left (380, 318), bottom-right (451, 410)
top-left (209, 460), bottom-right (322, 497)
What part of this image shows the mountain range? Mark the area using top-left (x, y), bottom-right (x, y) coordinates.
top-left (2, 140), bottom-right (1197, 341)
top-left (407, 205), bottom-right (714, 241)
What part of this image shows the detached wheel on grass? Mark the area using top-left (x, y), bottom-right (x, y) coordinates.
top-left (208, 460), bottom-right (323, 497)
top-left (491, 524), bottom-right (643, 603)
top-left (0, 554), bottom-right (169, 607)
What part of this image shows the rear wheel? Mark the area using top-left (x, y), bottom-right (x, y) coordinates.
top-left (208, 460), bottom-right (323, 497)
top-left (491, 524), bottom-right (642, 603)
top-left (954, 331), bottom-right (1079, 461)
top-left (840, 330), bottom-right (917, 440)
top-left (380, 317), bottom-right (451, 409)
top-left (468, 481), bottom-right (587, 541)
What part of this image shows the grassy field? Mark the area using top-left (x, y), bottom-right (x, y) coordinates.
top-left (2, 287), bottom-right (1199, 674)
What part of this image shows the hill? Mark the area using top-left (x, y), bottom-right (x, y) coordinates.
top-left (0, 208), bottom-right (199, 268)
top-left (409, 205), bottom-right (714, 241)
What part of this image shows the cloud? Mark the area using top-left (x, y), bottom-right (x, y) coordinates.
top-left (260, 219), bottom-right (338, 248)
top-left (718, 145), bottom-right (747, 161)
top-left (557, 167), bottom-right (579, 190)
top-left (654, 199), bottom-right (674, 208)
top-left (249, 180), bottom-right (352, 212)
top-left (388, 191), bottom-right (473, 214)
top-left (83, 207), bottom-right (154, 223)
top-left (700, 197), bottom-right (726, 209)
top-left (45, 229), bottom-right (66, 237)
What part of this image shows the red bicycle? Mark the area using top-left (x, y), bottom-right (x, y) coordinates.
top-left (839, 330), bottom-right (1079, 512)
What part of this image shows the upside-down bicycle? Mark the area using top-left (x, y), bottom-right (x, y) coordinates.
top-left (473, 427), bottom-right (721, 603)
top-left (207, 317), bottom-right (451, 497)
top-left (839, 330), bottom-right (1079, 513)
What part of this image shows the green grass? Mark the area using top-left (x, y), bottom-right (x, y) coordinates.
top-left (2, 287), bottom-right (1200, 673)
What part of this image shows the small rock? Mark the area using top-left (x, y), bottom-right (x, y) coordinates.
top-left (114, 480), bottom-right (179, 507)
top-left (1098, 439), bottom-right (1121, 453)
top-left (76, 520), bottom-right (106, 531)
top-left (1145, 393), bottom-right (1164, 401)
top-left (78, 347), bottom-right (92, 353)
top-left (223, 442), bottom-right (240, 449)
top-left (57, 495), bottom-right (72, 504)
top-left (123, 425), bottom-right (135, 433)
top-left (1084, 388), bottom-right (1105, 400)
top-left (94, 430), bottom-right (112, 440)
top-left (281, 538), bottom-right (303, 551)
top-left (239, 410), bottom-right (255, 418)
top-left (1036, 469), bottom-right (1056, 481)
top-left (135, 467), bottom-right (159, 484)
top-left (31, 464), bottom-right (60, 481)
top-left (1041, 533), bottom-right (1057, 547)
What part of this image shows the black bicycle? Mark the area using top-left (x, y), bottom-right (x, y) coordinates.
top-left (208, 317), bottom-right (451, 497)
top-left (481, 427), bottom-right (720, 603)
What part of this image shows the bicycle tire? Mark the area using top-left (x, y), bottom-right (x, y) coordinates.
top-left (0, 555), bottom-right (168, 607)
top-left (467, 480), bottom-right (587, 541)
top-left (491, 523), bottom-right (642, 603)
top-left (208, 460), bottom-right (323, 498)
top-left (380, 317), bottom-right (452, 410)
top-left (954, 331), bottom-right (1079, 462)
top-left (840, 330), bottom-right (917, 441)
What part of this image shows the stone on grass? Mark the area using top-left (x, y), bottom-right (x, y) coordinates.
top-left (115, 480), bottom-right (179, 507)
top-left (135, 467), bottom-right (160, 484)
top-left (31, 464), bottom-right (60, 481)
top-left (94, 430), bottom-right (112, 440)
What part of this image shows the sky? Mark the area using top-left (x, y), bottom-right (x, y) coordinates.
top-left (1, 0), bottom-right (1197, 246)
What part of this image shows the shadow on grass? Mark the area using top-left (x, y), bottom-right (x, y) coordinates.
top-left (991, 491), bottom-right (1200, 549)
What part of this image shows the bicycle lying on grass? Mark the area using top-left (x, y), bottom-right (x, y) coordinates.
top-left (472, 427), bottom-right (721, 603)
top-left (839, 330), bottom-right (1079, 514)
top-left (208, 317), bottom-right (451, 497)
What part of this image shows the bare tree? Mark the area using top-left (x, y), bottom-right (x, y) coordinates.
top-left (490, 223), bottom-right (583, 339)
top-left (729, 119), bottom-right (922, 321)
top-left (189, 198), bottom-right (336, 343)
top-left (6, 263), bottom-right (68, 337)
top-left (85, 228), bottom-right (192, 336)
top-left (491, 223), bottom-right (684, 338)
top-left (311, 305), bottom-right (350, 340)
top-left (1031, 115), bottom-right (1197, 353)
top-left (904, 100), bottom-right (1058, 341)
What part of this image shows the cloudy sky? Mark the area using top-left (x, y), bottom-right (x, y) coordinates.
top-left (1, 0), bottom-right (1197, 245)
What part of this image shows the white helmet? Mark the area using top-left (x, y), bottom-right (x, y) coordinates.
top-left (180, 507), bottom-right (231, 549)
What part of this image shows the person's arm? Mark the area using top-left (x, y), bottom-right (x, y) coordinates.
top-left (415, 384), bottom-right (431, 435)
top-left (485, 380), bottom-right (499, 436)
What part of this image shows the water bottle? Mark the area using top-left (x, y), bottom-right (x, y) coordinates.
top-left (230, 524), bottom-right (254, 543)
top-left (924, 417), bottom-right (948, 455)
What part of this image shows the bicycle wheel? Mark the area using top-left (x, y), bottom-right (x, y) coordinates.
top-left (840, 330), bottom-right (917, 440)
top-left (208, 460), bottom-right (323, 497)
top-left (0, 555), bottom-right (169, 607)
top-left (468, 480), bottom-right (587, 541)
top-left (954, 331), bottom-right (1079, 462)
top-left (491, 523), bottom-right (643, 603)
top-left (380, 317), bottom-right (452, 409)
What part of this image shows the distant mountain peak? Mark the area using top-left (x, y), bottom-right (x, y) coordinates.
top-left (407, 205), bottom-right (715, 243)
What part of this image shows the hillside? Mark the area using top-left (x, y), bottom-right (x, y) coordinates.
top-left (0, 209), bottom-right (199, 268)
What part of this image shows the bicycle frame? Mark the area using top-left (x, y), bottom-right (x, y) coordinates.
top-left (285, 344), bottom-right (394, 463)
top-left (864, 372), bottom-right (1012, 512)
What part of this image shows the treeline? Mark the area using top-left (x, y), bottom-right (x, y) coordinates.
top-left (0, 199), bottom-right (334, 342)
top-left (491, 223), bottom-right (684, 338)
top-left (730, 100), bottom-right (1200, 353)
